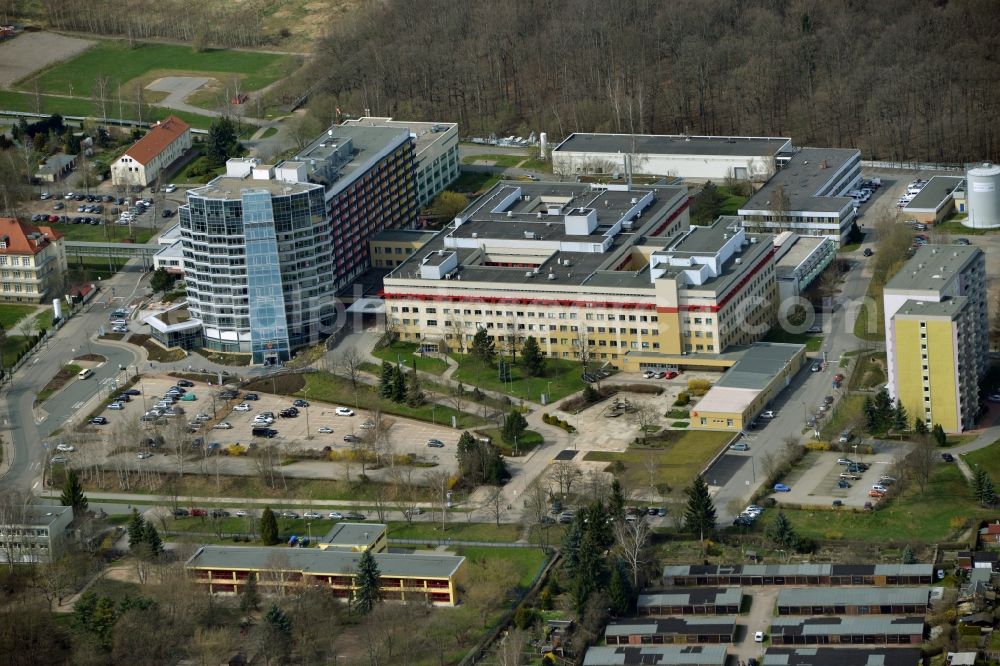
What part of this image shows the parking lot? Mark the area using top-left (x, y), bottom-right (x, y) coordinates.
top-left (768, 447), bottom-right (910, 508)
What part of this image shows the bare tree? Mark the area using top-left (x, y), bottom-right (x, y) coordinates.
top-left (907, 435), bottom-right (935, 493)
top-left (632, 400), bottom-right (659, 443)
top-left (93, 73), bottom-right (111, 126)
top-left (424, 469), bottom-right (452, 533)
top-left (612, 516), bottom-right (651, 589)
top-left (335, 347), bottom-right (364, 407)
top-left (484, 485), bottom-right (505, 527)
top-left (550, 461), bottom-right (582, 497)
top-left (496, 628), bottom-right (530, 666)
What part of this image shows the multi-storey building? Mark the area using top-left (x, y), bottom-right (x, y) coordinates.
top-left (110, 115), bottom-right (191, 188)
top-left (382, 182), bottom-right (779, 372)
top-left (341, 117), bottom-right (458, 208)
top-left (883, 245), bottom-right (988, 433)
top-left (369, 228), bottom-right (436, 268)
top-left (0, 504), bottom-right (72, 564)
top-left (0, 218), bottom-right (66, 303)
top-left (739, 147), bottom-right (862, 243)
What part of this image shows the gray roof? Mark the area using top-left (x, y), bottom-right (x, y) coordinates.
top-left (904, 176), bottom-right (964, 212)
top-left (742, 148), bottom-right (860, 214)
top-left (884, 244), bottom-right (982, 294)
top-left (185, 545), bottom-right (464, 579)
top-left (762, 647), bottom-right (923, 666)
top-left (769, 616), bottom-right (925, 637)
top-left (319, 522), bottom-right (386, 548)
top-left (293, 124), bottom-right (410, 191)
top-left (774, 235), bottom-right (827, 274)
top-left (714, 342), bottom-right (804, 390)
top-left (372, 228), bottom-right (437, 243)
top-left (638, 587), bottom-right (743, 608)
top-left (777, 587), bottom-right (930, 607)
top-left (554, 133), bottom-right (791, 158)
top-left (191, 177), bottom-right (320, 200)
top-left (891, 296), bottom-right (968, 320)
top-left (663, 564), bottom-right (934, 578)
top-left (604, 617), bottom-right (736, 637)
top-left (583, 645), bottom-right (728, 666)
top-left (341, 117), bottom-right (455, 156)
top-left (2, 504), bottom-right (71, 527)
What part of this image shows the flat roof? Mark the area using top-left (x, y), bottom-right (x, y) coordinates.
top-left (742, 148), bottom-right (860, 214)
top-left (762, 648), bottom-right (923, 666)
top-left (769, 616), bottom-right (925, 636)
top-left (341, 117), bottom-right (455, 156)
top-left (904, 176), bottom-right (964, 212)
top-left (320, 522), bottom-right (386, 548)
top-left (663, 564), bottom-right (934, 578)
top-left (884, 244), bottom-right (982, 294)
top-left (775, 235), bottom-right (827, 273)
top-left (583, 645), bottom-right (728, 666)
top-left (892, 296), bottom-right (968, 320)
top-left (554, 133), bottom-right (791, 158)
top-left (777, 587), bottom-right (930, 607)
top-left (3, 504), bottom-right (71, 527)
top-left (605, 617), bottom-right (737, 637)
top-left (638, 587), bottom-right (743, 608)
top-left (372, 228), bottom-right (437, 243)
top-left (190, 177), bottom-right (321, 200)
top-left (714, 342), bottom-right (804, 390)
top-left (186, 545), bottom-right (464, 579)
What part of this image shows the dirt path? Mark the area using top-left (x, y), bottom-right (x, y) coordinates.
top-left (0, 31), bottom-right (95, 88)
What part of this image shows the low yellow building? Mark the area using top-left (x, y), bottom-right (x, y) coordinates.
top-left (690, 342), bottom-right (806, 431)
top-left (370, 229), bottom-right (436, 268)
top-left (317, 522), bottom-right (388, 553)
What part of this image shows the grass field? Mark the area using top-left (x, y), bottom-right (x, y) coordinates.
top-left (387, 520), bottom-right (522, 542)
top-left (473, 427), bottom-right (544, 456)
top-left (519, 157), bottom-right (553, 173)
top-left (373, 340), bottom-right (449, 376)
top-left (854, 278), bottom-right (884, 342)
top-left (450, 171), bottom-right (501, 194)
top-left (129, 333), bottom-right (187, 362)
top-left (0, 304), bottom-right (40, 330)
top-left (935, 214), bottom-right (996, 236)
top-left (461, 154), bottom-right (525, 168)
top-left (452, 545), bottom-right (548, 589)
top-left (67, 255), bottom-right (129, 281)
top-left (450, 354), bottom-right (586, 403)
top-left (18, 41), bottom-right (298, 97)
top-left (761, 326), bottom-right (823, 352)
top-left (0, 90), bottom-right (217, 129)
top-left (716, 185), bottom-right (749, 216)
top-left (819, 393), bottom-right (865, 441)
top-left (962, 438), bottom-right (1000, 478)
top-left (758, 463), bottom-right (985, 542)
top-left (584, 430), bottom-right (732, 496)
top-left (52, 221), bottom-right (156, 244)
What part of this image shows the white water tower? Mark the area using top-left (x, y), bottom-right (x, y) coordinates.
top-left (965, 162), bottom-right (1000, 229)
top-left (539, 132), bottom-right (548, 160)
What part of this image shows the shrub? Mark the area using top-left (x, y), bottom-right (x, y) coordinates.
top-left (674, 392), bottom-right (690, 406)
top-left (666, 409), bottom-right (689, 419)
top-left (670, 421), bottom-right (689, 428)
top-left (804, 441), bottom-right (831, 451)
top-left (687, 379), bottom-right (712, 396)
top-left (513, 606), bottom-right (539, 629)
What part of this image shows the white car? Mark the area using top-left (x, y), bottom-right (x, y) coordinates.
top-left (137, 451), bottom-right (152, 459)
top-left (303, 511), bottom-right (322, 520)
top-left (318, 426), bottom-right (334, 434)
top-left (760, 410), bottom-right (776, 419)
top-left (234, 403), bottom-right (251, 412)
top-left (335, 407), bottom-right (354, 416)
top-left (234, 509), bottom-right (249, 517)
top-left (754, 631), bottom-right (765, 643)
top-left (55, 443), bottom-right (75, 452)
top-left (642, 370), bottom-right (656, 379)
top-left (213, 422), bottom-right (233, 429)
top-left (164, 184), bottom-right (177, 193)
top-left (253, 416), bottom-right (274, 425)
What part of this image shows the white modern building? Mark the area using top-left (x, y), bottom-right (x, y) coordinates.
top-left (110, 116), bottom-right (192, 188)
top-left (739, 147), bottom-right (862, 243)
top-left (552, 133), bottom-right (793, 181)
top-left (772, 232), bottom-right (838, 303)
top-left (341, 116), bottom-right (459, 208)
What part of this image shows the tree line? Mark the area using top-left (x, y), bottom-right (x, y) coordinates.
top-left (302, 0), bottom-right (1000, 163)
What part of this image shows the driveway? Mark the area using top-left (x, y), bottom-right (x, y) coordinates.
top-left (731, 586), bottom-right (778, 662)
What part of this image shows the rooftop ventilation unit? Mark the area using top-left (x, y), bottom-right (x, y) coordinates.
top-left (735, 258), bottom-right (742, 265)
top-left (507, 211), bottom-right (513, 217)
top-left (524, 231), bottom-right (536, 239)
top-left (547, 273), bottom-right (556, 280)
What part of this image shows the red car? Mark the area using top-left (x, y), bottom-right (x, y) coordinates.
top-left (190, 508), bottom-right (207, 517)
top-left (664, 371), bottom-right (679, 379)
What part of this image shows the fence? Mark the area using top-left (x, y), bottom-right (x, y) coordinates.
top-left (388, 537), bottom-right (540, 549)
top-left (0, 110), bottom-right (209, 135)
top-left (861, 160), bottom-right (966, 173)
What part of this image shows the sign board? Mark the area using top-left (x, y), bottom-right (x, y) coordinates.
top-left (973, 182), bottom-right (995, 192)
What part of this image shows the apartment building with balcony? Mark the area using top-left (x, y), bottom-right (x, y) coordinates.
top-left (884, 245), bottom-right (988, 433)
top-left (382, 182), bottom-right (778, 372)
top-left (0, 218), bottom-right (66, 303)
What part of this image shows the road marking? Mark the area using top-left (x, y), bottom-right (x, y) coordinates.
top-left (72, 401), bottom-right (84, 410)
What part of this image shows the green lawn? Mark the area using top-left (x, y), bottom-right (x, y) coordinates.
top-left (584, 430), bottom-right (732, 496)
top-left (450, 171), bottom-right (500, 194)
top-left (259, 127), bottom-right (279, 139)
top-left (716, 185), bottom-right (749, 216)
top-left (461, 154), bottom-right (525, 168)
top-left (0, 304), bottom-right (40, 330)
top-left (373, 341), bottom-right (449, 375)
top-left (759, 463), bottom-right (985, 542)
top-left (849, 351), bottom-right (887, 391)
top-left (19, 41), bottom-right (298, 96)
top-left (449, 354), bottom-right (586, 403)
top-left (67, 255), bottom-right (129, 281)
top-left (300, 372), bottom-right (485, 429)
top-left (473, 427), bottom-right (544, 456)
top-left (854, 278), bottom-right (884, 341)
top-left (52, 221), bottom-right (155, 244)
top-left (962, 438), bottom-right (1000, 478)
top-left (387, 521), bottom-right (521, 542)
top-left (0, 90), bottom-right (217, 129)
top-left (761, 326), bottom-right (822, 352)
top-left (451, 546), bottom-right (548, 589)
top-left (819, 394), bottom-right (866, 441)
top-left (934, 214), bottom-right (996, 236)
top-left (37, 363), bottom-right (82, 402)
top-left (519, 157), bottom-right (553, 173)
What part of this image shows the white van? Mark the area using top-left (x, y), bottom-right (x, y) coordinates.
top-left (78, 368), bottom-right (94, 380)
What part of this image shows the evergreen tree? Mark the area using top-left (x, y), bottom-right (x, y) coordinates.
top-left (264, 603), bottom-right (291, 635)
top-left (126, 508), bottom-right (146, 547)
top-left (262, 602), bottom-right (293, 662)
top-left (572, 522), bottom-right (609, 613)
top-left (405, 369), bottom-right (424, 406)
top-left (142, 521), bottom-right (163, 556)
top-left (260, 507), bottom-right (279, 545)
top-left (502, 409), bottom-right (528, 444)
top-left (901, 545), bottom-right (917, 564)
top-left (354, 550), bottom-right (382, 615)
top-left (683, 475), bottom-right (717, 539)
top-left (377, 361), bottom-right (394, 399)
top-left (892, 400), bottom-right (909, 431)
top-left (60, 468), bottom-right (88, 518)
top-left (608, 478), bottom-right (626, 522)
top-left (765, 511), bottom-right (798, 550)
top-left (471, 328), bottom-right (496, 366)
top-left (972, 467), bottom-right (996, 506)
top-left (206, 116), bottom-right (240, 165)
top-left (561, 518), bottom-right (582, 578)
top-left (239, 573), bottom-right (260, 618)
top-left (871, 388), bottom-right (894, 432)
top-left (391, 365), bottom-right (407, 403)
top-left (914, 417), bottom-right (928, 434)
top-left (149, 267), bottom-right (176, 293)
top-left (520, 335), bottom-right (546, 377)
top-left (863, 396), bottom-right (878, 432)
top-left (932, 423), bottom-right (947, 448)
top-left (607, 559), bottom-right (632, 616)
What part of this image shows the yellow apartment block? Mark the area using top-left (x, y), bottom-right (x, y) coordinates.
top-left (370, 228), bottom-right (436, 268)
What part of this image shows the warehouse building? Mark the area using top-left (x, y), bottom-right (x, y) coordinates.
top-left (583, 645), bottom-right (728, 666)
top-left (689, 342), bottom-right (806, 431)
top-left (762, 647), bottom-right (923, 666)
top-left (739, 148), bottom-right (862, 243)
top-left (883, 245), bottom-right (988, 433)
top-left (775, 587), bottom-right (931, 615)
top-left (551, 133), bottom-right (792, 181)
top-left (185, 543), bottom-right (464, 606)
top-left (663, 564), bottom-right (934, 587)
top-left (768, 616), bottom-right (925, 646)
top-left (902, 176), bottom-right (964, 225)
top-left (637, 587), bottom-right (743, 615)
top-left (604, 617), bottom-right (736, 645)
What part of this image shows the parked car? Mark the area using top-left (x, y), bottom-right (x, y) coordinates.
top-left (427, 439), bottom-right (445, 448)
top-left (50, 456), bottom-right (68, 464)
top-left (729, 442), bottom-right (750, 451)
top-left (173, 508), bottom-right (190, 517)
top-left (328, 511), bottom-right (344, 520)
top-left (90, 416), bottom-right (109, 425)
top-left (838, 430), bottom-right (852, 444)
top-left (293, 399), bottom-right (309, 407)
top-left (863, 248), bottom-right (873, 256)
top-left (760, 410), bottom-right (776, 419)
top-left (210, 509), bottom-right (230, 518)
top-left (942, 453), bottom-right (955, 462)
top-left (773, 483), bottom-right (791, 492)
top-left (344, 512), bottom-right (366, 520)
top-left (754, 631), bottom-right (765, 643)
top-left (213, 422), bottom-right (233, 429)
top-left (360, 420), bottom-right (375, 429)
top-left (176, 380), bottom-right (194, 387)
top-left (303, 511), bottom-right (323, 520)
top-left (280, 511), bottom-right (299, 519)
top-left (869, 489), bottom-right (885, 498)
top-left (837, 480), bottom-right (851, 489)
top-left (811, 362), bottom-right (823, 372)
top-left (234, 403), bottom-right (251, 412)
top-left (137, 451), bottom-right (152, 459)
top-left (318, 426), bottom-right (334, 434)
top-left (335, 407), bottom-right (355, 416)
top-left (343, 434), bottom-right (360, 443)
top-left (125, 388), bottom-right (141, 396)
top-left (837, 458), bottom-right (854, 466)
top-left (180, 393), bottom-right (197, 401)
top-left (234, 510), bottom-right (249, 517)
top-left (642, 370), bottom-right (656, 379)
top-left (55, 443), bottom-right (76, 452)
top-left (107, 401), bottom-right (125, 410)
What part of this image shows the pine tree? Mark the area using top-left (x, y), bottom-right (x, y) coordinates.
top-left (914, 417), bottom-right (928, 434)
top-left (572, 523), bottom-right (609, 613)
top-left (60, 468), bottom-right (88, 518)
top-left (520, 335), bottom-right (546, 377)
top-left (240, 573), bottom-right (260, 618)
top-left (864, 396), bottom-right (878, 432)
top-left (260, 507), bottom-right (279, 545)
top-left (561, 518), bottom-right (582, 578)
top-left (502, 409), bottom-right (527, 444)
top-left (262, 602), bottom-right (292, 662)
top-left (126, 508), bottom-right (146, 547)
top-left (901, 545), bottom-right (917, 564)
top-left (972, 467), bottom-right (996, 506)
top-left (608, 478), bottom-right (626, 522)
top-left (893, 400), bottom-right (909, 431)
top-left (932, 423), bottom-right (947, 448)
top-left (142, 521), bottom-right (163, 556)
top-left (765, 511), bottom-right (798, 549)
top-left (683, 475), bottom-right (717, 539)
top-left (406, 369), bottom-right (424, 406)
top-left (471, 328), bottom-right (496, 366)
top-left (377, 361), bottom-right (394, 399)
top-left (354, 550), bottom-right (382, 615)
top-left (607, 559), bottom-right (632, 616)
top-left (391, 366), bottom-right (407, 403)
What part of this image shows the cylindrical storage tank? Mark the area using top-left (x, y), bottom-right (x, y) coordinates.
top-left (52, 298), bottom-right (62, 322)
top-left (539, 132), bottom-right (548, 160)
top-left (965, 163), bottom-right (1000, 229)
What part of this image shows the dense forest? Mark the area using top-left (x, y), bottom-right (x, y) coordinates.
top-left (309, 0), bottom-right (1000, 163)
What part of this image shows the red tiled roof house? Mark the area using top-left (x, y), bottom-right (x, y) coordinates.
top-left (0, 218), bottom-right (66, 303)
top-left (111, 116), bottom-right (192, 188)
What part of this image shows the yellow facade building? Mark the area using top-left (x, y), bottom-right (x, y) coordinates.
top-left (370, 229), bottom-right (436, 269)
top-left (884, 245), bottom-right (987, 433)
